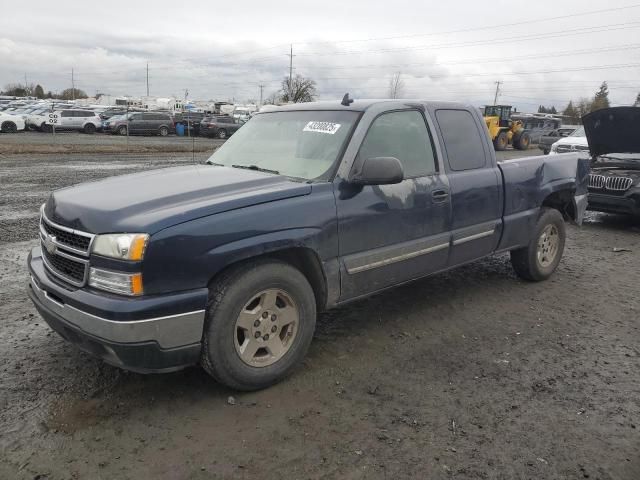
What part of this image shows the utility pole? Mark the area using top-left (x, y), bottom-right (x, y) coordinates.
top-left (493, 81), bottom-right (502, 105)
top-left (146, 62), bottom-right (150, 97)
top-left (71, 68), bottom-right (75, 101)
top-left (286, 44), bottom-right (295, 101)
top-left (258, 84), bottom-right (264, 108)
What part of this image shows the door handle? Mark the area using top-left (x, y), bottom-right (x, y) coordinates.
top-left (431, 190), bottom-right (449, 202)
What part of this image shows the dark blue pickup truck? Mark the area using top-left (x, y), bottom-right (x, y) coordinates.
top-left (28, 99), bottom-right (590, 390)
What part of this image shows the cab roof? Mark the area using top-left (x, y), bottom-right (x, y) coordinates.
top-left (259, 98), bottom-right (474, 113)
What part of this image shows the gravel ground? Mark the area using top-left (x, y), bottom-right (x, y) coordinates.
top-left (0, 145), bottom-right (639, 480)
top-left (0, 130), bottom-right (223, 147)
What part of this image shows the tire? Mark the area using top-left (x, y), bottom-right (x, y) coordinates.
top-left (493, 131), bottom-right (508, 151)
top-left (159, 126), bottom-right (169, 137)
top-left (217, 128), bottom-right (227, 139)
top-left (42, 123), bottom-right (51, 132)
top-left (117, 125), bottom-right (128, 136)
top-left (543, 148), bottom-right (550, 155)
top-left (83, 123), bottom-right (96, 134)
top-left (510, 207), bottom-right (566, 282)
top-left (1, 121), bottom-right (17, 133)
top-left (515, 131), bottom-right (531, 150)
top-left (201, 259), bottom-right (317, 391)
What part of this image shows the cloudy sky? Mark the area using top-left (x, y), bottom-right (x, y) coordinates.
top-left (1, 0), bottom-right (639, 111)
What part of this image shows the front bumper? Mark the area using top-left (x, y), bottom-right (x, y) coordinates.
top-left (587, 191), bottom-right (640, 216)
top-left (27, 247), bottom-right (207, 373)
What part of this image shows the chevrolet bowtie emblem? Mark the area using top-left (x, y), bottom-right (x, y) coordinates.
top-left (44, 234), bottom-right (57, 255)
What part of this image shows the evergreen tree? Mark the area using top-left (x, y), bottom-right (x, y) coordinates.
top-left (591, 82), bottom-right (610, 112)
top-left (34, 84), bottom-right (45, 99)
top-left (563, 101), bottom-right (580, 124)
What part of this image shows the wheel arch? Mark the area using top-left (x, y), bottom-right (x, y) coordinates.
top-left (541, 188), bottom-right (577, 222)
top-left (206, 245), bottom-right (329, 312)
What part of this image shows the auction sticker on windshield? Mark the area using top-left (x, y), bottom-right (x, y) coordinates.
top-left (303, 121), bottom-right (341, 134)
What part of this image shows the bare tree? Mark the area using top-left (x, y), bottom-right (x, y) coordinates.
top-left (279, 74), bottom-right (317, 103)
top-left (388, 72), bottom-right (405, 99)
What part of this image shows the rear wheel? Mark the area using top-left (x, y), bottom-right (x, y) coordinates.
top-left (515, 131), bottom-right (531, 150)
top-left (83, 123), bottom-right (96, 134)
top-left (493, 131), bottom-right (508, 151)
top-left (201, 259), bottom-right (317, 390)
top-left (217, 128), bottom-right (227, 139)
top-left (159, 126), bottom-right (169, 137)
top-left (1, 121), bottom-right (17, 133)
top-left (510, 208), bottom-right (566, 281)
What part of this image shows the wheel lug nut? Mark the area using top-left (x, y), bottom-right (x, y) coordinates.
top-left (271, 326), bottom-right (277, 333)
top-left (254, 331), bottom-right (261, 338)
top-left (254, 320), bottom-right (260, 327)
top-left (262, 312), bottom-right (269, 319)
top-left (271, 314), bottom-right (277, 321)
top-left (263, 334), bottom-right (269, 341)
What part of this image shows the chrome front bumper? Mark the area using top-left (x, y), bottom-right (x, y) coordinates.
top-left (27, 248), bottom-right (207, 373)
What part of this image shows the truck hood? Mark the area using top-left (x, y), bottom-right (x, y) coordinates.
top-left (44, 165), bottom-right (311, 234)
top-left (582, 107), bottom-right (640, 157)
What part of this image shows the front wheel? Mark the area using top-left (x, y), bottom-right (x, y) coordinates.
top-left (217, 128), bottom-right (227, 139)
top-left (510, 208), bottom-right (566, 281)
top-left (201, 260), bottom-right (317, 390)
top-left (117, 125), bottom-right (128, 136)
top-left (84, 123), bottom-right (96, 134)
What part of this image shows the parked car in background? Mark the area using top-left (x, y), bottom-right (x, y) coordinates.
top-left (200, 115), bottom-right (242, 139)
top-left (549, 126), bottom-right (589, 155)
top-left (44, 109), bottom-right (102, 134)
top-left (583, 107), bottom-right (640, 217)
top-left (0, 111), bottom-right (26, 132)
top-left (26, 108), bottom-right (51, 131)
top-left (105, 112), bottom-right (174, 136)
top-left (27, 98), bottom-right (589, 390)
top-left (99, 108), bottom-right (129, 120)
top-left (538, 127), bottom-right (578, 154)
top-left (173, 112), bottom-right (207, 136)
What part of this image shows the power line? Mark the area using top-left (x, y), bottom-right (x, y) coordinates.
top-left (293, 3), bottom-right (640, 46)
top-left (295, 43), bottom-right (640, 71)
top-left (179, 3), bottom-right (640, 62)
top-left (296, 22), bottom-right (640, 56)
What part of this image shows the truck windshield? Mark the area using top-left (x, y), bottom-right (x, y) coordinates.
top-left (207, 110), bottom-right (360, 181)
top-left (570, 126), bottom-right (585, 137)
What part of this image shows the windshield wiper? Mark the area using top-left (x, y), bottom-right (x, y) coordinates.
top-left (231, 164), bottom-right (280, 175)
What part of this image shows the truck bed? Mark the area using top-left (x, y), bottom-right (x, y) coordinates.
top-left (496, 152), bottom-right (590, 250)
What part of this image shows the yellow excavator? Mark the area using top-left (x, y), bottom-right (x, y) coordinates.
top-left (483, 105), bottom-right (531, 151)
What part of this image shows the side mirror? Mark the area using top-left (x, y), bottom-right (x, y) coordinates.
top-left (350, 157), bottom-right (404, 185)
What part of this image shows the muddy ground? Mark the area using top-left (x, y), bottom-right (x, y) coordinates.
top-left (0, 143), bottom-right (639, 479)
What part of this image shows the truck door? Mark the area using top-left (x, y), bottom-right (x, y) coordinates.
top-left (336, 109), bottom-right (452, 300)
top-left (433, 108), bottom-right (503, 266)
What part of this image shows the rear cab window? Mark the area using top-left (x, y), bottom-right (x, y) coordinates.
top-left (435, 109), bottom-right (487, 171)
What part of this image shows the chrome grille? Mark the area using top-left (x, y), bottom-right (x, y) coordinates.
top-left (605, 176), bottom-right (633, 191)
top-left (40, 211), bottom-right (92, 253)
top-left (39, 206), bottom-right (93, 287)
top-left (555, 144), bottom-right (589, 154)
top-left (588, 174), bottom-right (605, 189)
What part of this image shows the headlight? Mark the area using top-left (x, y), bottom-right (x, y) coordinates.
top-left (89, 268), bottom-right (143, 296)
top-left (92, 233), bottom-right (149, 261)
